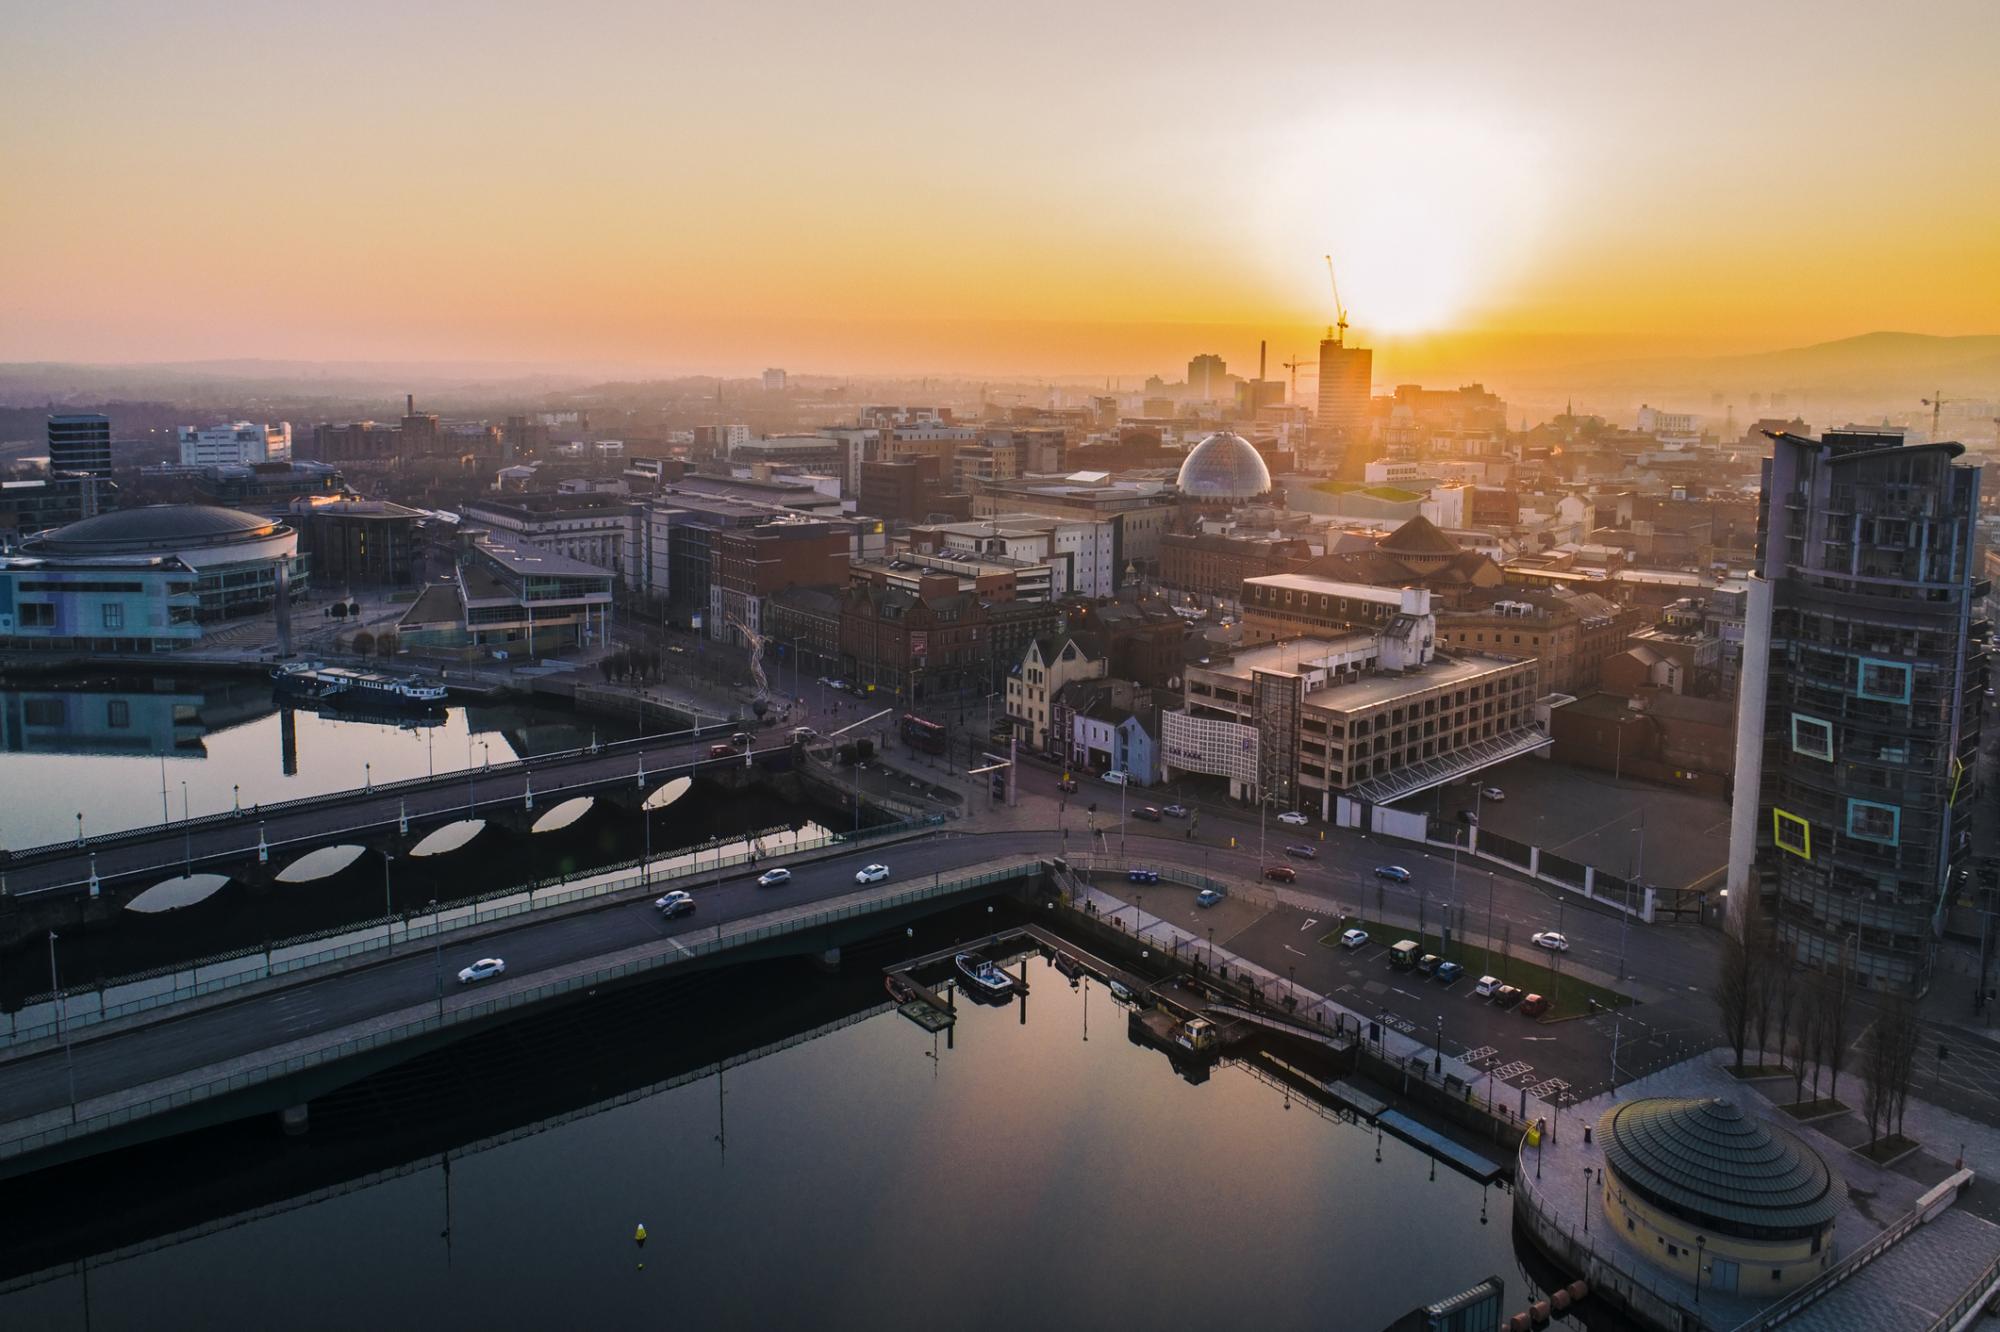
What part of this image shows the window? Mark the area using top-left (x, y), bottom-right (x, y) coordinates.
top-left (102, 603), bottom-right (124, 630)
top-left (1846, 799), bottom-right (1901, 846)
top-left (1856, 657), bottom-right (1912, 703)
top-left (1771, 1270), bottom-right (1782, 1282)
top-left (18, 602), bottom-right (54, 627)
top-left (106, 699), bottom-right (130, 728)
top-left (1773, 809), bottom-right (1812, 860)
top-left (1791, 714), bottom-right (1834, 760)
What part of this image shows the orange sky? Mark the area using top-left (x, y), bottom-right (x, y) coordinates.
top-left (4, 1), bottom-right (1997, 378)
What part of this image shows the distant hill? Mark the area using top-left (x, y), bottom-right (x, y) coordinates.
top-left (1519, 332), bottom-right (2000, 410)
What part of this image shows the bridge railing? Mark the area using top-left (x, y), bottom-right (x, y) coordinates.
top-left (2, 813), bottom-right (944, 1049)
top-left (0, 858), bottom-right (1043, 1161)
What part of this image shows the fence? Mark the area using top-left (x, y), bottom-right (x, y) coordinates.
top-left (3, 814), bottom-right (940, 1049)
top-left (0, 859), bottom-right (1043, 1161)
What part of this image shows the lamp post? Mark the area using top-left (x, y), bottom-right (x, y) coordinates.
top-left (1434, 1014), bottom-right (1443, 1073)
top-left (181, 781), bottom-right (189, 822)
top-left (1695, 1235), bottom-right (1706, 1305)
top-left (429, 898), bottom-right (443, 1019)
top-left (1582, 1166), bottom-right (1593, 1233)
top-left (383, 852), bottom-right (395, 954)
top-left (364, 761), bottom-right (372, 793)
top-left (49, 931), bottom-right (77, 1122)
top-left (1118, 773), bottom-right (1129, 860)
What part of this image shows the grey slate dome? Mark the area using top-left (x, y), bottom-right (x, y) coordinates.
top-left (1175, 432), bottom-right (1271, 501)
top-left (29, 505), bottom-right (279, 554)
top-left (1599, 1097), bottom-right (1840, 1240)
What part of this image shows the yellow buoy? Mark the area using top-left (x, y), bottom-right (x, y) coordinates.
top-left (634, 1223), bottom-right (648, 1246)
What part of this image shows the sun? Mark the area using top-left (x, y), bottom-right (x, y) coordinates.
top-left (1253, 106), bottom-right (1551, 336)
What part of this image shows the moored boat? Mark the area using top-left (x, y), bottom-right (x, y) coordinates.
top-left (273, 661), bottom-right (448, 712)
top-left (954, 951), bottom-right (1015, 998)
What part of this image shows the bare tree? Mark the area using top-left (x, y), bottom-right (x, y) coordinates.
top-left (1808, 968), bottom-right (1840, 1100)
top-left (1790, 995), bottom-right (1819, 1105)
top-left (1716, 931), bottom-right (1756, 1072)
top-left (1771, 956), bottom-right (1799, 1076)
top-left (1863, 1011), bottom-right (1894, 1147)
top-left (1881, 994), bottom-right (1921, 1140)
top-left (1822, 959), bottom-right (1853, 1104)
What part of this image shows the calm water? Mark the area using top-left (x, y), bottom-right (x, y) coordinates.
top-left (0, 946), bottom-right (1573, 1332)
top-left (0, 673), bottom-right (644, 850)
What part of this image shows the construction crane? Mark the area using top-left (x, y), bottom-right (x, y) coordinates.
top-left (1323, 254), bottom-right (1349, 346)
top-left (1921, 391), bottom-right (1954, 441)
top-left (1280, 352), bottom-right (1311, 405)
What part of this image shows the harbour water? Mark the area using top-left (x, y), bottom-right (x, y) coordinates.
top-left (0, 942), bottom-right (1588, 1332)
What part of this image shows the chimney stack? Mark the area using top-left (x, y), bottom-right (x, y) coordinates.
top-left (1259, 340), bottom-right (1267, 381)
top-left (406, 393), bottom-right (414, 416)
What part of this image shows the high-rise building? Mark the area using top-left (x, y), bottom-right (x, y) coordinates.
top-left (47, 414), bottom-right (112, 479)
top-left (1187, 353), bottom-right (1227, 399)
top-left (178, 422), bottom-right (292, 467)
top-left (763, 367), bottom-right (788, 392)
top-left (1316, 337), bottom-right (1371, 439)
top-left (1726, 429), bottom-right (1985, 994)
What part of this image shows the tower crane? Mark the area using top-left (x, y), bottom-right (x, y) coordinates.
top-left (1280, 352), bottom-right (1311, 405)
top-left (1920, 391), bottom-right (1955, 441)
top-left (1323, 254), bottom-right (1349, 346)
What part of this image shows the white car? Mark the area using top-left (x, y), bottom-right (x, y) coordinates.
top-left (1339, 928), bottom-right (1370, 949)
top-left (654, 890), bottom-right (695, 917)
top-left (757, 867), bottom-right (793, 888)
top-left (854, 863), bottom-right (890, 884)
top-left (1474, 974), bottom-right (1502, 997)
top-left (1531, 930), bottom-right (1570, 952)
top-left (1481, 787), bottom-right (1506, 802)
top-left (1277, 811), bottom-right (1309, 826)
top-left (457, 957), bottom-right (506, 985)
top-left (1101, 771), bottom-right (1128, 786)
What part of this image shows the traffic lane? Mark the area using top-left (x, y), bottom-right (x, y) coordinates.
top-left (0, 833), bottom-right (1056, 1121)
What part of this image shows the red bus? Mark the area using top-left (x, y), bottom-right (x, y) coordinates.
top-left (899, 713), bottom-right (948, 754)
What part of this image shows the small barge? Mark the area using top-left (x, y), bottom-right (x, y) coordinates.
top-left (274, 661), bottom-right (449, 713)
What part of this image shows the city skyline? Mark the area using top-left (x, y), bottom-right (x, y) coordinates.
top-left (5, 1), bottom-right (1998, 375)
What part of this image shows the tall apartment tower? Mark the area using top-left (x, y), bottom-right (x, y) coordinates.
top-left (1726, 429), bottom-right (1985, 994)
top-left (47, 413), bottom-right (112, 478)
top-left (1315, 336), bottom-right (1371, 439)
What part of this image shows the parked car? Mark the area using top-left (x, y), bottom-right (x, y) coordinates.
top-left (1277, 811), bottom-right (1309, 826)
top-left (756, 867), bottom-right (792, 888)
top-left (1163, 803), bottom-right (1190, 818)
top-left (1132, 806), bottom-right (1163, 822)
top-left (654, 890), bottom-right (696, 917)
top-left (1389, 940), bottom-right (1422, 969)
top-left (1373, 865), bottom-right (1412, 882)
top-left (1057, 776), bottom-right (1078, 793)
top-left (1519, 993), bottom-right (1550, 1017)
top-left (1481, 787), bottom-right (1506, 802)
top-left (1339, 928), bottom-right (1370, 949)
top-left (1458, 809), bottom-right (1479, 825)
top-left (1126, 868), bottom-right (1161, 883)
top-left (1416, 953), bottom-right (1442, 975)
top-left (1494, 985), bottom-right (1524, 1009)
top-left (1262, 864), bottom-right (1297, 883)
top-left (1531, 931), bottom-right (1571, 953)
top-left (1195, 888), bottom-right (1223, 908)
top-left (1102, 770), bottom-right (1129, 786)
top-left (854, 863), bottom-right (890, 884)
top-left (457, 957), bottom-right (506, 985)
top-left (1434, 961), bottom-right (1465, 984)
top-left (1474, 974), bottom-right (1502, 997)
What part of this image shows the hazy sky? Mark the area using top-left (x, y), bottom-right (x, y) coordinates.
top-left (5, 0), bottom-right (1997, 378)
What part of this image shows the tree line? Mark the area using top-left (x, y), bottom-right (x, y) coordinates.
top-left (1714, 893), bottom-right (1918, 1149)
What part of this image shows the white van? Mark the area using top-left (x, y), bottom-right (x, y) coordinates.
top-left (1101, 771), bottom-right (1128, 786)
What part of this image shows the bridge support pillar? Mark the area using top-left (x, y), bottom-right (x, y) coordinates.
top-left (811, 946), bottom-right (842, 973)
top-left (280, 1104), bottom-right (310, 1136)
top-left (258, 821), bottom-right (269, 864)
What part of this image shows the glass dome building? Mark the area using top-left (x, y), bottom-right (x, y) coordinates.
top-left (1175, 432), bottom-right (1271, 502)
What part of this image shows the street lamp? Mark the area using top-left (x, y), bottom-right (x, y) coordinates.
top-left (1582, 1166), bottom-right (1593, 1234)
top-left (383, 852), bottom-right (395, 953)
top-left (1434, 1014), bottom-right (1443, 1073)
top-left (429, 898), bottom-right (444, 1019)
top-left (48, 931), bottom-right (77, 1122)
top-left (1695, 1235), bottom-right (1707, 1305)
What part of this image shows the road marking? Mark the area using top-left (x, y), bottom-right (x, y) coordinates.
top-left (1284, 944), bottom-right (1307, 958)
top-left (1522, 1036), bottom-right (1556, 1042)
top-left (1301, 919), bottom-right (1317, 932)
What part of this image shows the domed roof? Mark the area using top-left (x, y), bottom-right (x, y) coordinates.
top-left (1175, 432), bottom-right (1271, 501)
top-left (31, 504), bottom-right (278, 553)
top-left (1599, 1097), bottom-right (1840, 1239)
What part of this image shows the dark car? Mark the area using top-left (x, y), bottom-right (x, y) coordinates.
top-left (1434, 960), bottom-right (1465, 984)
top-left (1057, 776), bottom-right (1078, 793)
top-left (1132, 806), bottom-right (1163, 822)
top-left (1126, 868), bottom-right (1161, 883)
top-left (1493, 985), bottom-right (1524, 1009)
top-left (1262, 864), bottom-right (1297, 883)
top-left (1283, 843), bottom-right (1317, 860)
top-left (1416, 953), bottom-right (1442, 975)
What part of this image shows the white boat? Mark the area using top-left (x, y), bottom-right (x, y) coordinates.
top-left (954, 951), bottom-right (1016, 998)
top-left (273, 662), bottom-right (448, 711)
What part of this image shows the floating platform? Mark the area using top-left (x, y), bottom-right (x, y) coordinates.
top-left (898, 999), bottom-right (954, 1032)
top-left (1376, 1109), bottom-right (1505, 1184)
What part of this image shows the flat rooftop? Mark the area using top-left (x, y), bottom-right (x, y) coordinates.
top-left (469, 531), bottom-right (610, 579)
top-left (1243, 571), bottom-right (1410, 603)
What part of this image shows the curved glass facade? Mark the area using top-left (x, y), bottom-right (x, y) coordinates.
top-left (1175, 433), bottom-right (1272, 501)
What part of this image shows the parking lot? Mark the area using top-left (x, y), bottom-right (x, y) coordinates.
top-left (1429, 757), bottom-right (1730, 893)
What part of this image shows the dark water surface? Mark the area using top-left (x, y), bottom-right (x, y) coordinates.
top-left (0, 947), bottom-right (1580, 1332)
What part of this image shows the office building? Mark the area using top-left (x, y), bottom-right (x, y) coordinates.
top-left (1187, 353), bottom-right (1228, 399)
top-left (1726, 430), bottom-right (1984, 993)
top-left (178, 422), bottom-right (293, 467)
top-left (47, 414), bottom-right (112, 479)
top-left (1316, 337), bottom-right (1372, 439)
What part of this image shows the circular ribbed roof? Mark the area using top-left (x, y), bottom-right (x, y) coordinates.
top-left (1175, 432), bottom-right (1271, 500)
top-left (31, 504), bottom-right (277, 552)
top-left (1381, 515), bottom-right (1460, 557)
top-left (1599, 1097), bottom-right (1839, 1239)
